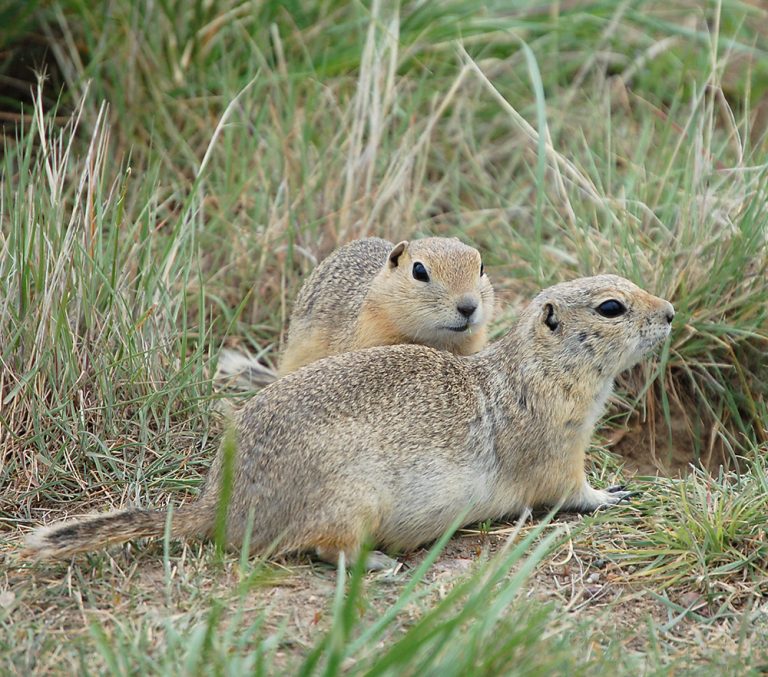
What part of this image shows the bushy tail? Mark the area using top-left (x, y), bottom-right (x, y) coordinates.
top-left (214, 348), bottom-right (278, 392)
top-left (22, 503), bottom-right (214, 560)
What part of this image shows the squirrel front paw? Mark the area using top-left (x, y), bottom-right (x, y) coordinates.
top-left (560, 482), bottom-right (635, 514)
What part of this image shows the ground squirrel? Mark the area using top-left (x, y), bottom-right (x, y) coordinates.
top-left (216, 237), bottom-right (495, 388)
top-left (25, 275), bottom-right (674, 569)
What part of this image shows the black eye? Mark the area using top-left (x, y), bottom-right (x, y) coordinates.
top-left (412, 262), bottom-right (430, 282)
top-left (596, 299), bottom-right (627, 318)
top-left (480, 262), bottom-right (485, 277)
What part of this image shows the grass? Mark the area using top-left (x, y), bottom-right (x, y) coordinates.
top-left (2, 0), bottom-right (768, 673)
top-left (616, 454), bottom-right (768, 600)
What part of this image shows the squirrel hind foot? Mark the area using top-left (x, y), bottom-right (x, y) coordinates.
top-left (315, 545), bottom-right (399, 571)
top-left (362, 551), bottom-right (400, 571)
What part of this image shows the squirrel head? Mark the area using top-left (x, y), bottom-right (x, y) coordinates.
top-left (521, 274), bottom-right (674, 378)
top-left (375, 237), bottom-right (495, 348)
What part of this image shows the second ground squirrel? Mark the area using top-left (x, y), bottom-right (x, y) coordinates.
top-left (25, 275), bottom-right (674, 568)
top-left (216, 236), bottom-right (495, 388)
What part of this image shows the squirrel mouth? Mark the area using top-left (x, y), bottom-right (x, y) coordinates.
top-left (446, 323), bottom-right (470, 333)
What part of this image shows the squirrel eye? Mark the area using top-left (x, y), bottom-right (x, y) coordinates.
top-left (412, 262), bottom-right (430, 282)
top-left (596, 299), bottom-right (627, 318)
top-left (480, 262), bottom-right (485, 277)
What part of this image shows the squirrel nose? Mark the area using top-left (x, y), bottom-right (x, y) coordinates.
top-left (664, 302), bottom-right (675, 324)
top-left (456, 300), bottom-right (478, 319)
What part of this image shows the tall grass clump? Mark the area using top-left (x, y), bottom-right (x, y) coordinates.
top-left (0, 87), bottom-right (216, 518)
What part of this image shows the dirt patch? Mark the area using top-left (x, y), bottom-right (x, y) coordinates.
top-left (607, 400), bottom-right (732, 478)
top-left (5, 511), bottom-right (765, 672)
top-left (608, 412), bottom-right (698, 477)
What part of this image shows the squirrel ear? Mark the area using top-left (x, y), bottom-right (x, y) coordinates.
top-left (543, 303), bottom-right (560, 332)
top-left (388, 241), bottom-right (408, 268)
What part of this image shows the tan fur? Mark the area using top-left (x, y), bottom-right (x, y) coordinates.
top-left (216, 237), bottom-right (494, 387)
top-left (24, 275), bottom-right (674, 568)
